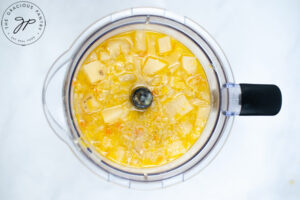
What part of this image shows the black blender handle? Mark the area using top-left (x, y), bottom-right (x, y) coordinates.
top-left (239, 84), bottom-right (282, 116)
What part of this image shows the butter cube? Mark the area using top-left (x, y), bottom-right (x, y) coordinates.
top-left (158, 36), bottom-right (172, 53)
top-left (135, 30), bottom-right (146, 52)
top-left (182, 56), bottom-right (198, 74)
top-left (101, 105), bottom-right (128, 124)
top-left (83, 61), bottom-right (106, 84)
top-left (143, 58), bottom-right (167, 75)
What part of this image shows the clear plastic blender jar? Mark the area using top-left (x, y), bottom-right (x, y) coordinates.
top-left (42, 8), bottom-right (282, 189)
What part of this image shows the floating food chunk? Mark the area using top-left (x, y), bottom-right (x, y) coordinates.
top-left (82, 95), bottom-right (100, 113)
top-left (118, 73), bottom-right (136, 82)
top-left (166, 94), bottom-right (194, 118)
top-left (102, 136), bottom-right (112, 149)
top-left (167, 141), bottom-right (186, 157)
top-left (83, 61), bottom-right (106, 84)
top-left (143, 58), bottom-right (167, 75)
top-left (182, 56), bottom-right (198, 74)
top-left (135, 30), bottom-right (147, 52)
top-left (107, 40), bottom-right (120, 58)
top-left (113, 147), bottom-right (126, 162)
top-left (101, 105), bottom-right (128, 124)
top-left (195, 106), bottom-right (210, 128)
top-left (99, 51), bottom-right (110, 61)
top-left (107, 39), bottom-right (131, 58)
top-left (158, 36), bottom-right (172, 53)
top-left (170, 76), bottom-right (186, 89)
top-left (179, 121), bottom-right (193, 136)
top-left (146, 35), bottom-right (157, 56)
top-left (119, 39), bottom-right (131, 54)
top-left (190, 98), bottom-right (209, 106)
top-left (86, 52), bottom-right (97, 63)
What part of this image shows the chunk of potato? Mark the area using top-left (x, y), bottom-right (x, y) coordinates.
top-left (170, 76), bottom-right (186, 89)
top-left (166, 94), bottom-right (193, 119)
top-left (82, 95), bottom-right (100, 113)
top-left (190, 98), bottom-right (209, 106)
top-left (101, 105), bottom-right (128, 124)
top-left (86, 52), bottom-right (97, 63)
top-left (107, 40), bottom-right (120, 58)
top-left (179, 121), bottom-right (193, 136)
top-left (158, 36), bottom-right (172, 53)
top-left (135, 30), bottom-right (146, 52)
top-left (83, 61), bottom-right (106, 84)
top-left (146, 35), bottom-right (156, 56)
top-left (102, 136), bottom-right (112, 149)
top-left (165, 51), bottom-right (182, 64)
top-left (119, 40), bottom-right (131, 54)
top-left (99, 51), bottom-right (110, 61)
top-left (182, 56), bottom-right (198, 74)
top-left (107, 39), bottom-right (132, 58)
top-left (114, 147), bottom-right (126, 162)
top-left (200, 91), bottom-right (210, 102)
top-left (168, 62), bottom-right (180, 73)
top-left (195, 106), bottom-right (210, 128)
top-left (167, 141), bottom-right (186, 157)
top-left (118, 73), bottom-right (136, 82)
top-left (143, 58), bottom-right (167, 75)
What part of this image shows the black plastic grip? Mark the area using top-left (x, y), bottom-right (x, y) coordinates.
top-left (240, 84), bottom-right (282, 116)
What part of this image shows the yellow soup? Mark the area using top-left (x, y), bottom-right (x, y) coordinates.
top-left (72, 30), bottom-right (211, 168)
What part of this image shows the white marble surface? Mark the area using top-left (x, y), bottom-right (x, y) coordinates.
top-left (0, 0), bottom-right (299, 199)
